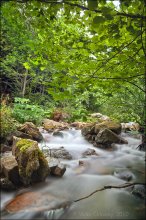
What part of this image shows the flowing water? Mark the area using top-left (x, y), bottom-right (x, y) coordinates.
top-left (1, 129), bottom-right (145, 219)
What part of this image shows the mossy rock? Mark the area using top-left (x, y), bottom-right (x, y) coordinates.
top-left (12, 137), bottom-right (49, 185)
top-left (94, 121), bottom-right (122, 135)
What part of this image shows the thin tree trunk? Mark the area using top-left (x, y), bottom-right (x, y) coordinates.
top-left (22, 70), bottom-right (28, 98)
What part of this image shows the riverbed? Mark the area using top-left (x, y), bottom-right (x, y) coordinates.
top-left (1, 129), bottom-right (145, 219)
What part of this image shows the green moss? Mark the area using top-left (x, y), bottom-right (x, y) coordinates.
top-left (16, 139), bottom-right (34, 152)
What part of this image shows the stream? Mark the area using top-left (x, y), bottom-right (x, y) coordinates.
top-left (1, 129), bottom-right (145, 219)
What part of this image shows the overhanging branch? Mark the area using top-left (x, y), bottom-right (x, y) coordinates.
top-left (82, 32), bottom-right (144, 84)
top-left (74, 182), bottom-right (145, 203)
top-left (1, 0), bottom-right (146, 19)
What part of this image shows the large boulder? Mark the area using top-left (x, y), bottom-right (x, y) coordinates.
top-left (0, 155), bottom-right (20, 185)
top-left (17, 122), bottom-right (43, 142)
top-left (81, 120), bottom-right (124, 149)
top-left (94, 121), bottom-right (122, 135)
top-left (42, 119), bottom-right (69, 132)
top-left (95, 128), bottom-right (128, 145)
top-left (12, 137), bottom-right (49, 185)
top-left (81, 123), bottom-right (95, 136)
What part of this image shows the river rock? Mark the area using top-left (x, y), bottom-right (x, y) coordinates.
top-left (42, 119), bottom-right (69, 132)
top-left (17, 122), bottom-right (43, 142)
top-left (82, 148), bottom-right (99, 157)
top-left (0, 155), bottom-right (20, 185)
top-left (114, 170), bottom-right (135, 181)
top-left (71, 122), bottom-right (90, 129)
top-left (12, 137), bottom-right (49, 185)
top-left (94, 121), bottom-right (122, 135)
top-left (81, 123), bottom-right (95, 136)
top-left (90, 113), bottom-right (111, 122)
top-left (44, 147), bottom-right (72, 160)
top-left (46, 157), bottom-right (66, 177)
top-left (52, 130), bottom-right (64, 138)
top-left (132, 184), bottom-right (146, 199)
top-left (6, 131), bottom-right (32, 145)
top-left (0, 144), bottom-right (12, 153)
top-left (121, 122), bottom-right (140, 132)
top-left (0, 177), bottom-right (17, 190)
top-left (95, 128), bottom-right (128, 145)
top-left (51, 163), bottom-right (66, 177)
top-left (5, 191), bottom-right (71, 213)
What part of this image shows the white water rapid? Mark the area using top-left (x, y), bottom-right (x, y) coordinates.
top-left (1, 129), bottom-right (145, 219)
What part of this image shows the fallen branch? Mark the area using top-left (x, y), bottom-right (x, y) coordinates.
top-left (74, 182), bottom-right (145, 203)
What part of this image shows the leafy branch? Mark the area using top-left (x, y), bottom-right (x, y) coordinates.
top-left (2, 0), bottom-right (146, 19)
top-left (82, 32), bottom-right (144, 84)
top-left (93, 74), bottom-right (144, 80)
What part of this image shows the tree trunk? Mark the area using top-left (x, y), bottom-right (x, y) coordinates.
top-left (22, 70), bottom-right (28, 98)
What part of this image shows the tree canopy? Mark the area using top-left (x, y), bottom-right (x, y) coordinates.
top-left (0, 0), bottom-right (145, 123)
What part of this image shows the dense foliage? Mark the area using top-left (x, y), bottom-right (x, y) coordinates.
top-left (0, 104), bottom-right (18, 142)
top-left (0, 0), bottom-right (145, 125)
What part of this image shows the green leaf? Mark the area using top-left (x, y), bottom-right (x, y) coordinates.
top-left (87, 0), bottom-right (97, 10)
top-left (93, 16), bottom-right (105, 24)
top-left (40, 66), bottom-right (45, 71)
top-left (23, 62), bottom-right (30, 70)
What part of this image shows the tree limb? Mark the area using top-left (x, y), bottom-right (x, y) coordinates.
top-left (2, 0), bottom-right (146, 19)
top-left (82, 32), bottom-right (144, 84)
top-left (74, 182), bottom-right (145, 203)
top-left (92, 74), bottom-right (144, 80)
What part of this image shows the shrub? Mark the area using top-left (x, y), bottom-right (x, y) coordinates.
top-left (0, 104), bottom-right (18, 142)
top-left (12, 97), bottom-right (51, 125)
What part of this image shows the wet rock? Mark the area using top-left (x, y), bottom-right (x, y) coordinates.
top-left (52, 131), bottom-right (64, 138)
top-left (81, 123), bottom-right (95, 136)
top-left (42, 119), bottom-right (69, 132)
top-left (12, 137), bottom-right (49, 185)
top-left (94, 121), bottom-right (122, 135)
top-left (132, 184), bottom-right (146, 199)
top-left (0, 177), bottom-right (17, 190)
top-left (0, 144), bottom-right (12, 153)
top-left (71, 122), bottom-right (90, 129)
top-left (18, 122), bottom-right (43, 142)
top-left (51, 163), bottom-right (66, 177)
top-left (114, 170), bottom-right (134, 181)
top-left (82, 148), bottom-right (99, 157)
top-left (81, 121), bottom-right (123, 148)
top-left (5, 191), bottom-right (71, 213)
top-left (79, 160), bottom-right (84, 166)
top-left (0, 155), bottom-right (20, 185)
top-left (95, 128), bottom-right (128, 145)
top-left (90, 113), bottom-right (111, 122)
top-left (84, 134), bottom-right (96, 143)
top-left (121, 122), bottom-right (140, 132)
top-left (75, 160), bottom-right (90, 174)
top-left (6, 131), bottom-right (32, 145)
top-left (44, 147), bottom-right (72, 160)
top-left (93, 142), bottom-right (114, 150)
top-left (45, 157), bottom-right (66, 177)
